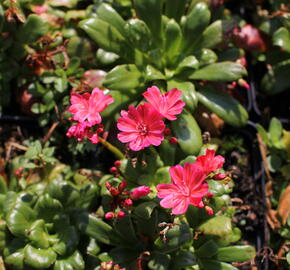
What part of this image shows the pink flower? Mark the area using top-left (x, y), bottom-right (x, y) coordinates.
top-left (143, 86), bottom-right (185, 120)
top-left (117, 103), bottom-right (165, 151)
top-left (195, 149), bottom-right (225, 175)
top-left (130, 186), bottom-right (151, 200)
top-left (69, 88), bottom-right (114, 126)
top-left (66, 122), bottom-right (90, 142)
top-left (157, 163), bottom-right (208, 215)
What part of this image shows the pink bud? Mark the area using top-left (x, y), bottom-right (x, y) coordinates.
top-left (205, 206), bottom-right (214, 216)
top-left (130, 186), bottom-right (151, 200)
top-left (110, 187), bottom-right (119, 196)
top-left (117, 211), bottom-right (126, 218)
top-left (213, 173), bottom-right (227, 180)
top-left (123, 198), bottom-right (133, 208)
top-left (97, 127), bottom-right (104, 134)
top-left (118, 180), bottom-right (127, 192)
top-left (198, 201), bottom-right (205, 208)
top-left (169, 137), bottom-right (178, 144)
top-left (109, 167), bottom-right (118, 174)
top-left (206, 192), bottom-right (214, 199)
top-left (164, 128), bottom-right (172, 136)
top-left (105, 212), bottom-right (115, 219)
top-left (114, 160), bottom-right (122, 167)
top-left (88, 133), bottom-right (99, 144)
top-left (238, 79), bottom-right (250, 89)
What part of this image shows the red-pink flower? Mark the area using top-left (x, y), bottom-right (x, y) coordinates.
top-left (130, 186), bottom-right (151, 200)
top-left (143, 86), bottom-right (185, 120)
top-left (195, 149), bottom-right (225, 175)
top-left (117, 103), bottom-right (165, 151)
top-left (66, 122), bottom-right (90, 142)
top-left (69, 88), bottom-right (114, 126)
top-left (157, 163), bottom-right (208, 215)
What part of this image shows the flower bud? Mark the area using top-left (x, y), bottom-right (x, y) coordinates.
top-left (122, 198), bottom-right (133, 208)
top-left (118, 179), bottom-right (127, 192)
top-left (117, 211), bottom-right (126, 218)
top-left (114, 160), bottom-right (122, 167)
top-left (110, 187), bottom-right (119, 196)
top-left (197, 201), bottom-right (205, 208)
top-left (97, 127), bottom-right (104, 134)
top-left (105, 182), bottom-right (112, 191)
top-left (164, 128), bottom-right (172, 136)
top-left (238, 79), bottom-right (250, 90)
top-left (109, 166), bottom-right (118, 174)
top-left (206, 192), bottom-right (214, 199)
top-left (169, 137), bottom-right (178, 144)
top-left (130, 186), bottom-right (151, 200)
top-left (105, 212), bottom-right (115, 220)
top-left (213, 173), bottom-right (227, 180)
top-left (205, 206), bottom-right (214, 216)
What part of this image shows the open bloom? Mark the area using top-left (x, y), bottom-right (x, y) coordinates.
top-left (69, 88), bottom-right (114, 126)
top-left (157, 163), bottom-right (208, 215)
top-left (143, 86), bottom-right (185, 120)
top-left (117, 103), bottom-right (165, 151)
top-left (195, 149), bottom-right (225, 175)
top-left (130, 186), bottom-right (151, 200)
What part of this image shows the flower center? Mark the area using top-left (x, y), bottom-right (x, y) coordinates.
top-left (136, 123), bottom-right (148, 136)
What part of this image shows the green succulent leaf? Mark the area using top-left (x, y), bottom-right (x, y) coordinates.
top-left (171, 109), bottom-right (202, 155)
top-left (54, 250), bottom-right (84, 270)
top-left (261, 59), bottom-right (290, 95)
top-left (134, 0), bottom-right (162, 42)
top-left (175, 56), bottom-right (199, 74)
top-left (159, 139), bottom-right (177, 166)
top-left (199, 259), bottom-right (238, 270)
top-left (27, 220), bottom-right (50, 249)
top-left (194, 49), bottom-right (218, 66)
top-left (148, 252), bottom-right (171, 270)
top-left (269, 117), bottom-right (283, 145)
top-left (47, 181), bottom-right (79, 207)
top-left (76, 212), bottom-right (116, 245)
top-left (197, 86), bottom-right (248, 127)
top-left (193, 20), bottom-right (223, 50)
top-left (134, 201), bottom-right (158, 219)
top-left (24, 245), bottom-right (57, 269)
top-left (93, 3), bottom-right (127, 37)
top-left (145, 65), bottom-right (165, 81)
top-left (164, 0), bottom-right (187, 22)
top-left (3, 239), bottom-right (26, 270)
top-left (164, 19), bottom-right (182, 66)
top-left (182, 2), bottom-right (211, 53)
top-left (215, 245), bottom-right (256, 262)
top-left (196, 240), bottom-right (219, 258)
top-left (273, 27), bottom-right (290, 53)
top-left (110, 246), bottom-right (140, 267)
top-left (34, 194), bottom-right (63, 222)
top-left (167, 80), bottom-right (198, 112)
top-left (170, 250), bottom-right (197, 269)
top-left (79, 18), bottom-right (127, 56)
top-left (189, 62), bottom-right (247, 81)
top-left (52, 225), bottom-right (79, 256)
top-left (198, 216), bottom-right (232, 236)
top-left (6, 196), bottom-right (36, 237)
top-left (155, 224), bottom-right (193, 253)
top-left (103, 64), bottom-right (144, 92)
top-left (16, 15), bottom-right (49, 44)
top-left (125, 19), bottom-right (152, 52)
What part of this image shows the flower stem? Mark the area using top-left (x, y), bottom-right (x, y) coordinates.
top-left (98, 137), bottom-right (125, 160)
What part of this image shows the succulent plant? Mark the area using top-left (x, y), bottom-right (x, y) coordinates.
top-left (79, 0), bottom-right (249, 156)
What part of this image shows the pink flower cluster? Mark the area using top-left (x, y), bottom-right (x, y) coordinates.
top-left (157, 149), bottom-right (225, 215)
top-left (66, 88), bottom-right (113, 144)
top-left (117, 86), bottom-right (185, 151)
